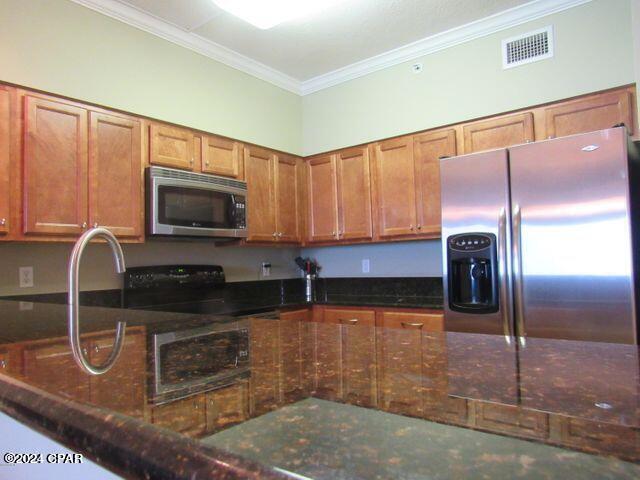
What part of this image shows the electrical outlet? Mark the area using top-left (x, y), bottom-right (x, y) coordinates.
top-left (19, 266), bottom-right (34, 288)
top-left (261, 262), bottom-right (271, 277)
top-left (362, 259), bottom-right (370, 274)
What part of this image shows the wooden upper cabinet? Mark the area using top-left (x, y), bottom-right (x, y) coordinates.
top-left (0, 86), bottom-right (9, 235)
top-left (274, 154), bottom-right (301, 242)
top-left (413, 129), bottom-right (456, 236)
top-left (544, 90), bottom-right (633, 139)
top-left (201, 135), bottom-right (243, 179)
top-left (463, 112), bottom-right (534, 153)
top-left (307, 154), bottom-right (339, 242)
top-left (373, 137), bottom-right (417, 238)
top-left (245, 146), bottom-right (276, 242)
top-left (149, 123), bottom-right (195, 171)
top-left (88, 112), bottom-right (142, 238)
top-left (23, 95), bottom-right (88, 235)
top-left (336, 147), bottom-right (373, 241)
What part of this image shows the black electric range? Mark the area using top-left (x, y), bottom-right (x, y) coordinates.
top-left (123, 265), bottom-right (289, 317)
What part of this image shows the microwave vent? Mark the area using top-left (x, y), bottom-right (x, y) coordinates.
top-left (502, 26), bottom-right (553, 69)
top-left (149, 166), bottom-right (246, 190)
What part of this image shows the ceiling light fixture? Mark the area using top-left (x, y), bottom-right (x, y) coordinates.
top-left (212, 0), bottom-right (345, 29)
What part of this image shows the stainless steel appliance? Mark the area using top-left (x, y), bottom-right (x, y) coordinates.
top-left (147, 166), bottom-right (247, 239)
top-left (152, 320), bottom-right (249, 402)
top-left (441, 127), bottom-right (639, 344)
top-left (123, 265), bottom-right (251, 403)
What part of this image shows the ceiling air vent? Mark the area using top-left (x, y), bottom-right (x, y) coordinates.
top-left (502, 26), bottom-right (553, 69)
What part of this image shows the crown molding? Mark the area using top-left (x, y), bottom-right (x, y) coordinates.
top-left (70, 0), bottom-right (592, 97)
top-left (300, 0), bottom-right (592, 94)
top-left (69, 0), bottom-right (302, 94)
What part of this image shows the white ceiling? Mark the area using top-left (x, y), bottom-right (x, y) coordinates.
top-left (74, 0), bottom-right (591, 94)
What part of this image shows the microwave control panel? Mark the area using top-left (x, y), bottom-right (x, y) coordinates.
top-left (232, 196), bottom-right (246, 229)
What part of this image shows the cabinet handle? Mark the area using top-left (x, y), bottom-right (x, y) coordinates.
top-left (190, 157), bottom-right (194, 166)
top-left (409, 224), bottom-right (415, 231)
top-left (0, 218), bottom-right (5, 226)
top-left (272, 232), bottom-right (277, 238)
top-left (338, 230), bottom-right (344, 236)
top-left (94, 345), bottom-right (100, 353)
top-left (205, 161), bottom-right (210, 167)
top-left (82, 347), bottom-right (88, 356)
top-left (81, 222), bottom-right (87, 229)
top-left (417, 225), bottom-right (422, 230)
top-left (0, 360), bottom-right (6, 369)
top-left (278, 232), bottom-right (283, 237)
top-left (339, 318), bottom-right (359, 324)
top-left (93, 222), bottom-right (98, 228)
top-left (332, 231), bottom-right (336, 237)
top-left (401, 322), bottom-right (424, 329)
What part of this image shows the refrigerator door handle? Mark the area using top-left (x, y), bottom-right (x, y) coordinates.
top-left (512, 204), bottom-right (526, 347)
top-left (498, 207), bottom-right (514, 344)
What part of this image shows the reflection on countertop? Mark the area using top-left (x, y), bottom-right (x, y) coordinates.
top-left (0, 300), bottom-right (638, 479)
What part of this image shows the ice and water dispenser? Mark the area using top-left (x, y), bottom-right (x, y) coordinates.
top-left (447, 233), bottom-right (499, 313)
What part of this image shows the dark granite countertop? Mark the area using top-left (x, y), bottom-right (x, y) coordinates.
top-left (0, 299), bottom-right (638, 479)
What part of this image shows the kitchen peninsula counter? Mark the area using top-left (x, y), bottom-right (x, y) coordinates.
top-left (0, 300), bottom-right (638, 479)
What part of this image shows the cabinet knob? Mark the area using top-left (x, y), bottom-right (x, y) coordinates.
top-left (94, 345), bottom-right (100, 353)
top-left (82, 348), bottom-right (88, 356)
top-left (0, 218), bottom-right (5, 226)
top-left (338, 230), bottom-right (344, 236)
top-left (272, 232), bottom-right (277, 238)
top-left (278, 232), bottom-right (283, 237)
top-left (417, 224), bottom-right (422, 230)
top-left (0, 360), bottom-right (6, 369)
top-left (93, 222), bottom-right (98, 228)
top-left (410, 224), bottom-right (415, 231)
top-left (81, 222), bottom-right (87, 229)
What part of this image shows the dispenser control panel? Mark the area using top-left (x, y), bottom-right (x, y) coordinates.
top-left (448, 234), bottom-right (492, 252)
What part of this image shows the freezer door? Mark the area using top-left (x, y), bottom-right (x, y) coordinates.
top-left (509, 128), bottom-right (636, 344)
top-left (441, 149), bottom-right (513, 338)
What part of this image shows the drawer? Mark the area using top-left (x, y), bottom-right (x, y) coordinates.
top-left (472, 401), bottom-right (549, 440)
top-left (323, 308), bottom-right (375, 326)
top-left (378, 310), bottom-right (444, 331)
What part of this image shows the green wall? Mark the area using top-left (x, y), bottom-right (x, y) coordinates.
top-left (0, 0), bottom-right (302, 154)
top-left (302, 0), bottom-right (636, 155)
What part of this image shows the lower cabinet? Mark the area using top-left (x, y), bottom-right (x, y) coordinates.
top-left (205, 382), bottom-right (250, 432)
top-left (151, 394), bottom-right (207, 437)
top-left (151, 382), bottom-right (250, 437)
top-left (279, 309), bottom-right (314, 403)
top-left (249, 317), bottom-right (282, 416)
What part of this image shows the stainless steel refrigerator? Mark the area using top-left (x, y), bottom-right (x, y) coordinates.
top-left (441, 127), bottom-right (639, 344)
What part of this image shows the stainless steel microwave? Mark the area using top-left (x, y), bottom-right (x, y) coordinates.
top-left (151, 320), bottom-right (250, 403)
top-left (147, 166), bottom-right (247, 239)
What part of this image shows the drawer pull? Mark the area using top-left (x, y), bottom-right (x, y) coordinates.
top-left (401, 322), bottom-right (424, 329)
top-left (339, 318), bottom-right (359, 324)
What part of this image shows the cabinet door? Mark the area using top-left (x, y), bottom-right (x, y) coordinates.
top-left (88, 112), bottom-right (142, 238)
top-left (279, 309), bottom-right (313, 403)
top-left (306, 155), bottom-right (339, 242)
top-left (205, 383), bottom-right (249, 433)
top-left (373, 137), bottom-right (418, 238)
top-left (23, 96), bottom-right (88, 235)
top-left (274, 154), bottom-right (301, 243)
top-left (201, 135), bottom-right (243, 178)
top-left (89, 330), bottom-right (145, 419)
top-left (336, 147), bottom-right (373, 241)
top-left (151, 394), bottom-right (206, 437)
top-left (149, 123), bottom-right (195, 171)
top-left (414, 129), bottom-right (456, 236)
top-left (22, 340), bottom-right (90, 402)
top-left (249, 318), bottom-right (281, 415)
top-left (324, 308), bottom-right (377, 407)
top-left (462, 112), bottom-right (534, 153)
top-left (245, 146), bottom-right (277, 242)
top-left (378, 311), bottom-right (444, 332)
top-left (544, 90), bottom-right (633, 139)
top-left (376, 314), bottom-right (424, 416)
top-left (0, 87), bottom-right (9, 235)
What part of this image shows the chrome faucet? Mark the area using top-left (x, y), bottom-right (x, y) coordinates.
top-left (68, 227), bottom-right (127, 375)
